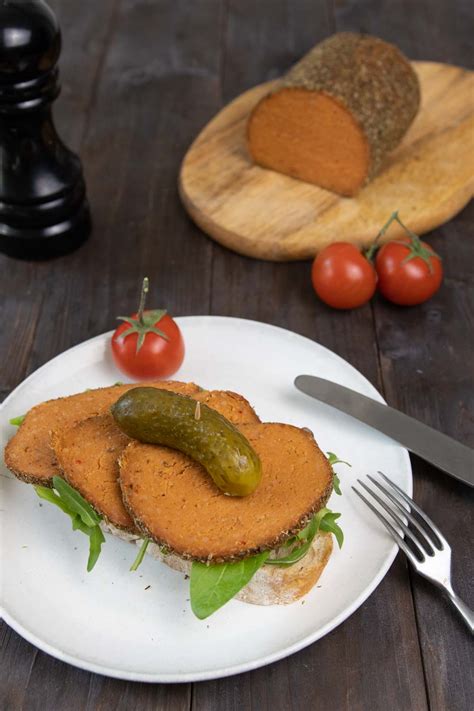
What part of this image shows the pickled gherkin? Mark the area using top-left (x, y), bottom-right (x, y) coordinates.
top-left (111, 387), bottom-right (262, 496)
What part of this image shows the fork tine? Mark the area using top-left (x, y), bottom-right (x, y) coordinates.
top-left (377, 472), bottom-right (445, 550)
top-left (352, 486), bottom-right (420, 566)
top-left (367, 475), bottom-right (435, 555)
top-left (357, 479), bottom-right (426, 560)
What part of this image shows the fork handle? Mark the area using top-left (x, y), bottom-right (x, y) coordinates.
top-left (445, 590), bottom-right (474, 634)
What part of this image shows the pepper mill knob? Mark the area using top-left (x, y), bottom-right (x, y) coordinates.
top-left (0, 0), bottom-right (91, 259)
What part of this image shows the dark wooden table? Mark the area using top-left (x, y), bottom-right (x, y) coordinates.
top-left (1, 1), bottom-right (473, 709)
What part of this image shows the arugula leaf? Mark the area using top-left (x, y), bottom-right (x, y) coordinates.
top-left (190, 551), bottom-right (269, 619)
top-left (35, 485), bottom-right (74, 517)
top-left (71, 513), bottom-right (94, 535)
top-left (130, 538), bottom-right (150, 571)
top-left (34, 477), bottom-right (105, 572)
top-left (265, 537), bottom-right (314, 566)
top-left (326, 451), bottom-right (351, 495)
top-left (266, 507), bottom-right (344, 567)
top-left (326, 452), bottom-right (351, 468)
top-left (87, 525), bottom-right (105, 572)
top-left (319, 511), bottom-right (344, 548)
top-left (9, 415), bottom-right (25, 426)
top-left (52, 476), bottom-right (101, 528)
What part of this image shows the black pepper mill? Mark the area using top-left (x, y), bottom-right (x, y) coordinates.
top-left (0, 0), bottom-right (91, 259)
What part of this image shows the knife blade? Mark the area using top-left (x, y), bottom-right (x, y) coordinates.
top-left (294, 374), bottom-right (474, 487)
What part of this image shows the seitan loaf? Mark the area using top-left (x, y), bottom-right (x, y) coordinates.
top-left (247, 32), bottom-right (420, 196)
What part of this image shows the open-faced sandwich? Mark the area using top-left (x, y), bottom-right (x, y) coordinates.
top-left (4, 381), bottom-right (344, 618)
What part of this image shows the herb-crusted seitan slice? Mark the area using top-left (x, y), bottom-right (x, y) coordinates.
top-left (119, 423), bottom-right (333, 563)
top-left (51, 415), bottom-right (134, 531)
top-left (247, 32), bottom-right (420, 196)
top-left (50, 390), bottom-right (261, 533)
top-left (4, 381), bottom-right (200, 486)
top-left (193, 389), bottom-right (260, 425)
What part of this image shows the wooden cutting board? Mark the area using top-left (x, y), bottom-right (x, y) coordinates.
top-left (179, 61), bottom-right (473, 261)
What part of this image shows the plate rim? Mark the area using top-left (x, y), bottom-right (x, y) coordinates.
top-left (0, 315), bottom-right (412, 683)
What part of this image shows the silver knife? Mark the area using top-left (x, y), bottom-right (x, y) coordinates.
top-left (294, 374), bottom-right (474, 488)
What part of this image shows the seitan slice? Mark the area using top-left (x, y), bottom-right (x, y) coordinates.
top-left (50, 390), bottom-right (261, 533)
top-left (119, 422), bottom-right (333, 563)
top-left (4, 380), bottom-right (200, 486)
top-left (193, 389), bottom-right (260, 424)
top-left (51, 415), bottom-right (134, 531)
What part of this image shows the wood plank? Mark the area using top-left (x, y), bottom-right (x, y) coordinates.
top-left (85, 676), bottom-right (190, 711)
top-left (0, 625), bottom-right (37, 710)
top-left (334, 0), bottom-right (474, 67)
top-left (194, 1), bottom-right (428, 708)
top-left (334, 1), bottom-right (474, 709)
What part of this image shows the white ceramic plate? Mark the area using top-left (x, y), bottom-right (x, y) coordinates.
top-left (0, 316), bottom-right (411, 682)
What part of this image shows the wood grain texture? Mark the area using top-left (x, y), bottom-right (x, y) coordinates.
top-left (180, 61), bottom-right (474, 260)
top-left (0, 0), bottom-right (472, 709)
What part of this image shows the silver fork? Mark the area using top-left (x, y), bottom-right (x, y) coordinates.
top-left (353, 471), bottom-right (474, 634)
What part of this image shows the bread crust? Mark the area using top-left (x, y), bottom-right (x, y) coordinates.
top-left (144, 532), bottom-right (333, 605)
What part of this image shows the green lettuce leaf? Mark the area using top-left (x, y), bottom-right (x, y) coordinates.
top-left (190, 551), bottom-right (269, 619)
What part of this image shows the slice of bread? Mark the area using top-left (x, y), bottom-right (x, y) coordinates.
top-left (4, 380), bottom-right (201, 486)
top-left (119, 422), bottom-right (333, 562)
top-left (119, 530), bottom-right (333, 606)
top-left (102, 522), bottom-right (333, 606)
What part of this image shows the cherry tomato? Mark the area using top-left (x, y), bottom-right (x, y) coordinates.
top-left (375, 237), bottom-right (443, 306)
top-left (311, 243), bottom-right (377, 309)
top-left (111, 278), bottom-right (185, 379)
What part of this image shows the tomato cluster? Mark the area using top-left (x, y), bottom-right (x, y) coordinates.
top-left (311, 213), bottom-right (443, 310)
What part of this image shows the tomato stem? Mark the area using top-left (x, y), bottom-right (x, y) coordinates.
top-left (138, 277), bottom-right (149, 326)
top-left (365, 211), bottom-right (439, 273)
top-left (365, 211), bottom-right (399, 261)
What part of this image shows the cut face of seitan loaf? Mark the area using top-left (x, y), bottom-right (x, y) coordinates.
top-left (50, 390), bottom-right (261, 533)
top-left (119, 422), bottom-right (333, 563)
top-left (247, 32), bottom-right (420, 196)
top-left (4, 381), bottom-right (201, 486)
